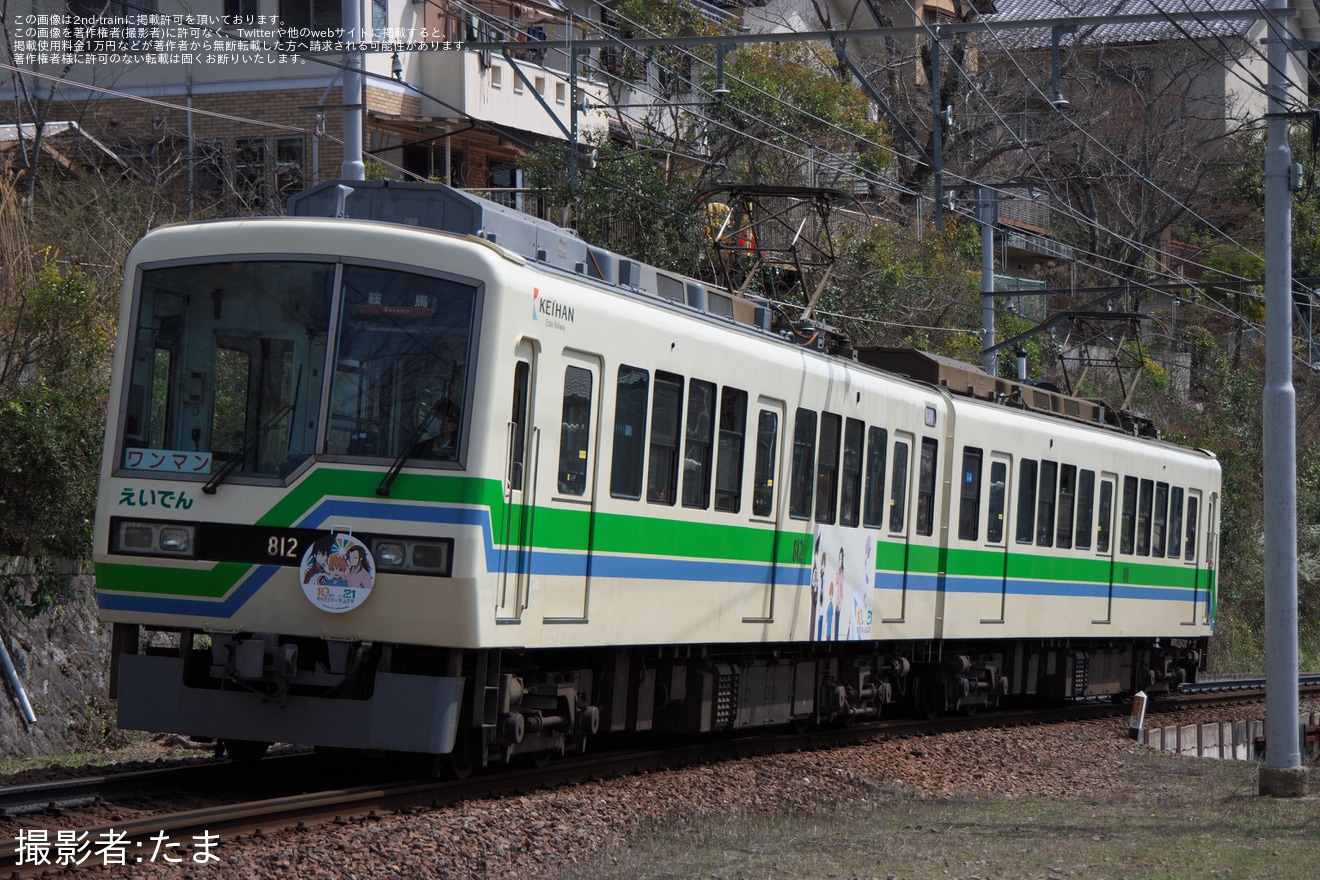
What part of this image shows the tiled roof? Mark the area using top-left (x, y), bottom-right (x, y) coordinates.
top-left (980, 0), bottom-right (1258, 48)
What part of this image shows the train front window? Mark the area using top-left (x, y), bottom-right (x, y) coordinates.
top-left (124, 261), bottom-right (335, 478)
top-left (327, 266), bottom-right (475, 461)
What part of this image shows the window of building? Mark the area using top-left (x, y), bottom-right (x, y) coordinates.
top-left (235, 137), bottom-right (267, 211)
top-left (279, 0), bottom-right (343, 49)
top-left (193, 139), bottom-right (226, 206)
top-left (224, 0), bottom-right (258, 22)
top-left (274, 136), bottom-right (305, 208)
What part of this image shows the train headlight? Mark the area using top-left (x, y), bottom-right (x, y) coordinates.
top-left (367, 537), bottom-right (453, 575)
top-left (375, 542), bottom-right (407, 568)
top-left (411, 543), bottom-right (448, 570)
top-left (119, 524), bottom-right (154, 550)
top-left (158, 527), bottom-right (193, 553)
top-left (110, 518), bottom-right (198, 559)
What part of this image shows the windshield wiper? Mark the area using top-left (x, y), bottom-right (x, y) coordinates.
top-left (376, 399), bottom-right (444, 497)
top-left (202, 404), bottom-right (295, 494)
top-left (203, 369), bottom-right (302, 495)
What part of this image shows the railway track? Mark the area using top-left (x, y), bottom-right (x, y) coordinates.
top-left (0, 689), bottom-right (1275, 877)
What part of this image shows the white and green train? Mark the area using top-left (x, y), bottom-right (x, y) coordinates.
top-left (95, 180), bottom-right (1219, 767)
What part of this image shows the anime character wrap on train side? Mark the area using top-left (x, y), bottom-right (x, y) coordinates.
top-left (94, 180), bottom-right (1218, 768)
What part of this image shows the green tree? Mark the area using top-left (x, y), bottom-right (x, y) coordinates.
top-left (704, 43), bottom-right (888, 187)
top-left (529, 137), bottom-right (704, 275)
top-left (0, 176), bottom-right (119, 561)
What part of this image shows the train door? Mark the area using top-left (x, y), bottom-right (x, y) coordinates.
top-left (744, 397), bottom-right (785, 623)
top-left (542, 349), bottom-right (602, 622)
top-left (980, 452), bottom-right (1012, 623)
top-left (881, 430), bottom-right (914, 622)
top-left (497, 340), bottom-right (538, 623)
top-left (1092, 471), bottom-right (1119, 624)
top-left (1182, 489), bottom-right (1206, 625)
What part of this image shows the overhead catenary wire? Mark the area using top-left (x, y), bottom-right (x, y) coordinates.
top-left (2, 0), bottom-right (1311, 357)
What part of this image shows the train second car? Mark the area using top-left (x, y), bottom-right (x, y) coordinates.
top-left (94, 180), bottom-right (1218, 767)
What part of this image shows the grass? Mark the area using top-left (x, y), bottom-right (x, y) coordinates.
top-left (0, 734), bottom-right (211, 778)
top-left (552, 752), bottom-right (1320, 880)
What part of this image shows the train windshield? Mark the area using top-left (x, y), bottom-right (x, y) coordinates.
top-left (121, 259), bottom-right (475, 480)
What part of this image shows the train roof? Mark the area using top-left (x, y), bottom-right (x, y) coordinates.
top-left (282, 179), bottom-right (1160, 440)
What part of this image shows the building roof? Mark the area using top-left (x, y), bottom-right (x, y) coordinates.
top-left (0, 121), bottom-right (125, 169)
top-left (981, 0), bottom-right (1259, 49)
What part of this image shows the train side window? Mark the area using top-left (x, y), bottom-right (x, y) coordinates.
top-left (987, 460), bottom-right (1007, 543)
top-left (646, 371), bottom-right (684, 506)
top-left (752, 409), bottom-right (779, 517)
top-left (1136, 478), bottom-right (1154, 556)
top-left (1152, 482), bottom-right (1169, 558)
top-left (1169, 486), bottom-right (1185, 558)
top-left (1036, 459), bottom-right (1057, 547)
top-left (1184, 496), bottom-right (1200, 561)
top-left (957, 447), bottom-right (983, 541)
top-left (1119, 476), bottom-right (1138, 555)
top-left (1056, 464), bottom-right (1076, 549)
top-left (789, 409), bottom-right (817, 519)
top-left (1097, 479), bottom-right (1114, 553)
top-left (681, 379), bottom-right (715, 509)
top-left (557, 365), bottom-right (593, 496)
top-left (508, 361), bottom-right (529, 491)
top-left (863, 427), bottom-right (888, 528)
top-left (1075, 469), bottom-right (1096, 550)
top-left (609, 365), bottom-right (649, 500)
top-left (889, 439), bottom-right (910, 532)
top-left (714, 387), bottom-right (748, 513)
top-left (915, 438), bottom-right (938, 537)
top-left (1015, 459), bottom-right (1038, 544)
top-left (815, 412), bottom-right (842, 524)
top-left (839, 419), bottom-right (864, 527)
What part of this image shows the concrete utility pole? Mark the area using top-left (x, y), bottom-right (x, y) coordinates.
top-left (1259, 0), bottom-right (1305, 798)
top-left (341, 0), bottom-right (365, 180)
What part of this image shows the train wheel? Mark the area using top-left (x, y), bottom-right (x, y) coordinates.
top-left (531, 750), bottom-right (553, 768)
top-left (914, 678), bottom-right (940, 721)
top-left (438, 752), bottom-right (474, 779)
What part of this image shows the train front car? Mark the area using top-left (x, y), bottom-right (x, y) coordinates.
top-left (94, 202), bottom-right (541, 764)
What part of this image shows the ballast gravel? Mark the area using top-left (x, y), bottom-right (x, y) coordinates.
top-left (10, 703), bottom-right (1284, 879)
